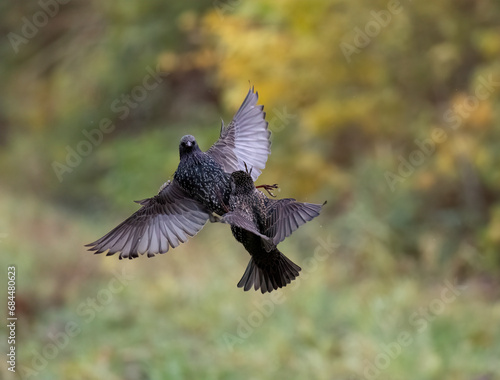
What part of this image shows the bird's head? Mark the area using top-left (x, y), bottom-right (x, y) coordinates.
top-left (179, 135), bottom-right (200, 158)
top-left (230, 170), bottom-right (255, 194)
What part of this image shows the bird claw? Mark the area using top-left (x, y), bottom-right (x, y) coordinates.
top-left (214, 189), bottom-right (230, 213)
top-left (256, 183), bottom-right (279, 197)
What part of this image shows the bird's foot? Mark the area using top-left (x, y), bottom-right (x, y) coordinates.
top-left (215, 189), bottom-right (230, 213)
top-left (256, 183), bottom-right (279, 197)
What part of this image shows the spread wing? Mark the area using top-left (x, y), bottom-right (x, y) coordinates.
top-left (85, 181), bottom-right (210, 259)
top-left (265, 199), bottom-right (325, 246)
top-left (219, 210), bottom-right (273, 249)
top-left (207, 87), bottom-right (271, 181)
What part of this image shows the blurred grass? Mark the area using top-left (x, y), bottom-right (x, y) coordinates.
top-left (1, 189), bottom-right (499, 380)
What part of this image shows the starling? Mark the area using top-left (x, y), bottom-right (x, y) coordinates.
top-left (86, 88), bottom-right (271, 259)
top-left (218, 170), bottom-right (325, 293)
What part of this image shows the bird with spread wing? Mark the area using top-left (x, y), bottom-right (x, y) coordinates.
top-left (215, 170), bottom-right (326, 293)
top-left (86, 88), bottom-right (270, 259)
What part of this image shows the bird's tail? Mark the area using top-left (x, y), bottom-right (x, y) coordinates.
top-left (237, 249), bottom-right (301, 293)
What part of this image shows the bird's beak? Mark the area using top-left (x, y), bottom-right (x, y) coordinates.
top-left (186, 141), bottom-right (192, 147)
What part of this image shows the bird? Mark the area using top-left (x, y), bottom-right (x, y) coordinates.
top-left (86, 87), bottom-right (271, 259)
top-left (216, 170), bottom-right (326, 293)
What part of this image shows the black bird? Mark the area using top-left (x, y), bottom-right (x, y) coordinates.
top-left (86, 88), bottom-right (271, 259)
top-left (217, 170), bottom-right (325, 293)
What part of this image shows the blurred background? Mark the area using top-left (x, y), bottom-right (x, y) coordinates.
top-left (1, 0), bottom-right (499, 379)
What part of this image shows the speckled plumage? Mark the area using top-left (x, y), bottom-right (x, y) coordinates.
top-left (174, 135), bottom-right (231, 216)
top-left (220, 171), bottom-right (326, 293)
top-left (86, 88), bottom-right (270, 259)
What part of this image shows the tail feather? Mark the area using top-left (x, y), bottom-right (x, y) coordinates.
top-left (237, 250), bottom-right (301, 293)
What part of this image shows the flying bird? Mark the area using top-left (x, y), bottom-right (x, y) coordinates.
top-left (86, 88), bottom-right (271, 259)
top-left (216, 170), bottom-right (325, 293)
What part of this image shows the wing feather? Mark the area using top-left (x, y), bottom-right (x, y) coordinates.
top-left (85, 181), bottom-right (210, 259)
top-left (218, 210), bottom-right (273, 246)
top-left (265, 199), bottom-right (325, 246)
top-left (207, 87), bottom-right (271, 180)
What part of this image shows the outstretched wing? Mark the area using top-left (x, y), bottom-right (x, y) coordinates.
top-left (265, 199), bottom-right (325, 246)
top-left (85, 181), bottom-right (210, 260)
top-left (219, 209), bottom-right (273, 249)
top-left (207, 87), bottom-right (271, 181)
